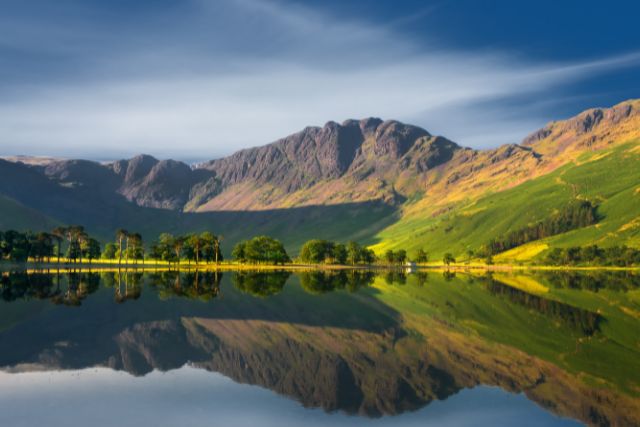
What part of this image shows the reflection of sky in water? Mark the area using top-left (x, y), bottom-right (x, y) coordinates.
top-left (0, 366), bottom-right (580, 427)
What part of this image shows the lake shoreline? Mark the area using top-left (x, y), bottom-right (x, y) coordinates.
top-left (1, 260), bottom-right (639, 272)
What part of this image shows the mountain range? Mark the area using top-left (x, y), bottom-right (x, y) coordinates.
top-left (1, 99), bottom-right (639, 260)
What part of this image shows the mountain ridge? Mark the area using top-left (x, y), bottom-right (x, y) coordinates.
top-left (0, 99), bottom-right (638, 259)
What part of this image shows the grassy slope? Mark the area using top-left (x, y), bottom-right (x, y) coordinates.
top-left (370, 139), bottom-right (640, 261)
top-left (0, 194), bottom-right (61, 231)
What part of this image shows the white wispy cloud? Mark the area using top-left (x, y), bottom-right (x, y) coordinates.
top-left (0, 0), bottom-right (638, 160)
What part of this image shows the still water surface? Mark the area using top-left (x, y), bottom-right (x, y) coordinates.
top-left (0, 269), bottom-right (638, 426)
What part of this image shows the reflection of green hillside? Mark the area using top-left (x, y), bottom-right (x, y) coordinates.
top-left (373, 272), bottom-right (640, 396)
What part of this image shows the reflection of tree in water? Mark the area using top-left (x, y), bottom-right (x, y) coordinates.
top-left (485, 278), bottom-right (602, 335)
top-left (383, 271), bottom-right (407, 285)
top-left (539, 271), bottom-right (640, 292)
top-left (0, 272), bottom-right (57, 301)
top-left (112, 271), bottom-right (143, 303)
top-left (0, 271), bottom-right (101, 306)
top-left (232, 271), bottom-right (290, 297)
top-left (149, 270), bottom-right (222, 301)
top-left (442, 271), bottom-right (456, 281)
top-left (182, 271), bottom-right (223, 301)
top-left (49, 272), bottom-right (100, 306)
top-left (299, 271), bottom-right (376, 294)
top-left (413, 272), bottom-right (429, 287)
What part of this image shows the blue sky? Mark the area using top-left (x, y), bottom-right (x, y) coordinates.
top-left (1, 0), bottom-right (639, 160)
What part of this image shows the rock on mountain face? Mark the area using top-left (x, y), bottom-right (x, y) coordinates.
top-left (109, 155), bottom-right (214, 210)
top-left (522, 99), bottom-right (640, 156)
top-left (36, 154), bottom-right (215, 211)
top-left (200, 118), bottom-right (433, 190)
top-left (194, 118), bottom-right (457, 210)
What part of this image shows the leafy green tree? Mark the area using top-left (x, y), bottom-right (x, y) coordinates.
top-left (239, 236), bottom-right (290, 264)
top-left (200, 232), bottom-right (219, 263)
top-left (185, 234), bottom-right (201, 264)
top-left (332, 243), bottom-right (347, 265)
top-left (30, 232), bottom-right (54, 262)
top-left (116, 229), bottom-right (128, 265)
top-left (66, 239), bottom-right (81, 262)
top-left (414, 248), bottom-right (428, 263)
top-left (346, 241), bottom-right (362, 265)
top-left (65, 225), bottom-right (85, 263)
top-left (213, 234), bottom-right (223, 264)
top-left (156, 233), bottom-right (177, 263)
top-left (173, 236), bottom-right (185, 263)
top-left (299, 239), bottom-right (333, 263)
top-left (82, 238), bottom-right (102, 264)
top-left (5, 230), bottom-right (30, 262)
top-left (182, 234), bottom-right (197, 264)
top-left (127, 233), bottom-right (144, 263)
top-left (51, 227), bottom-right (66, 264)
top-left (102, 243), bottom-right (117, 260)
top-left (443, 253), bottom-right (455, 266)
top-left (232, 241), bottom-right (246, 262)
top-left (384, 250), bottom-right (395, 264)
top-left (394, 249), bottom-right (407, 264)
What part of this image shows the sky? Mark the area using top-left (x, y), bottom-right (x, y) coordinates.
top-left (1, 0), bottom-right (639, 161)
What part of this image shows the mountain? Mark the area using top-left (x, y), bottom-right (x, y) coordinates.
top-left (0, 99), bottom-right (638, 260)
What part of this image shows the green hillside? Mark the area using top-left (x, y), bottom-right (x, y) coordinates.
top-left (0, 194), bottom-right (61, 231)
top-left (371, 139), bottom-right (640, 261)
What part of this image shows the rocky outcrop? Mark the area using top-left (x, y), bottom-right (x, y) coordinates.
top-left (110, 155), bottom-right (212, 210)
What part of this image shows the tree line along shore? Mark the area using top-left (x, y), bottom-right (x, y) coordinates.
top-left (0, 226), bottom-right (639, 268)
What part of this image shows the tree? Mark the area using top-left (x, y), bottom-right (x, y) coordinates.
top-left (332, 243), bottom-right (347, 265)
top-left (200, 232), bottom-right (216, 263)
top-left (102, 243), bottom-right (117, 260)
top-left (82, 238), bottom-right (102, 264)
top-left (443, 253), bottom-right (455, 266)
top-left (183, 234), bottom-right (198, 264)
top-left (238, 236), bottom-right (290, 265)
top-left (232, 241), bottom-right (246, 262)
top-left (187, 234), bottom-right (203, 264)
top-left (51, 227), bottom-right (66, 264)
top-left (156, 233), bottom-right (177, 263)
top-left (2, 230), bottom-right (31, 262)
top-left (31, 232), bottom-right (54, 262)
top-left (299, 239), bottom-right (333, 264)
top-left (361, 248), bottom-right (376, 264)
top-left (127, 233), bottom-right (144, 264)
top-left (116, 229), bottom-right (128, 266)
top-left (414, 248), bottom-right (428, 263)
top-left (173, 236), bottom-right (185, 264)
top-left (76, 230), bottom-right (89, 263)
top-left (384, 250), bottom-right (395, 264)
top-left (346, 241), bottom-right (362, 265)
top-left (213, 235), bottom-right (223, 264)
top-left (64, 226), bottom-right (85, 263)
top-left (394, 249), bottom-right (407, 264)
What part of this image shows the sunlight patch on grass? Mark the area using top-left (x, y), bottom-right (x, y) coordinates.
top-left (494, 242), bottom-right (549, 262)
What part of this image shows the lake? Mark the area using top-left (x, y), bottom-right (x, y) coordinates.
top-left (0, 269), bottom-right (638, 426)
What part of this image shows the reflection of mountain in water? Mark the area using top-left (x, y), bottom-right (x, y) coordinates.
top-left (0, 271), bottom-right (638, 426)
